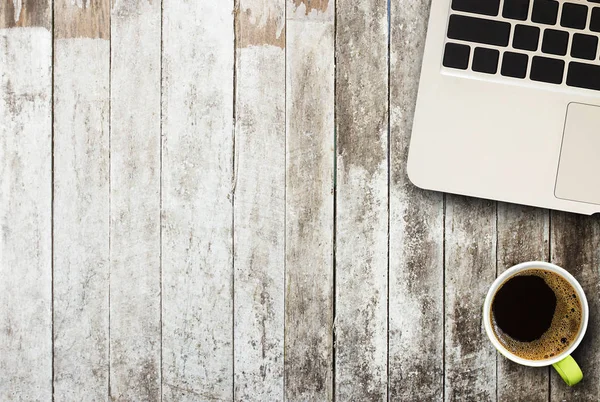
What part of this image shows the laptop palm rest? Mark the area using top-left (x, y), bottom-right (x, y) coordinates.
top-left (555, 103), bottom-right (600, 206)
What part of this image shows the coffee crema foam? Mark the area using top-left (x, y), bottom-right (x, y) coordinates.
top-left (491, 269), bottom-right (582, 361)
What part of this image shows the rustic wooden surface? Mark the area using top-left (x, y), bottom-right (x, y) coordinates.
top-left (163, 0), bottom-right (235, 400)
top-left (285, 3), bottom-right (335, 399)
top-left (110, 0), bottom-right (162, 399)
top-left (2, 0), bottom-right (600, 401)
top-left (53, 0), bottom-right (109, 398)
top-left (335, 0), bottom-right (388, 399)
top-left (234, 0), bottom-right (285, 399)
top-left (1, 1), bottom-right (52, 400)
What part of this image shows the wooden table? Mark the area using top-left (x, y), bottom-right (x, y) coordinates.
top-left (1, 0), bottom-right (599, 400)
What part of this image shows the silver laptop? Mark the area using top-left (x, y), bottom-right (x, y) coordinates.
top-left (408, 0), bottom-right (600, 215)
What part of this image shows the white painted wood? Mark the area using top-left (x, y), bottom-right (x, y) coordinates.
top-left (388, 0), bottom-right (445, 399)
top-left (0, 26), bottom-right (52, 401)
top-left (110, 0), bottom-right (162, 399)
top-left (334, 0), bottom-right (388, 399)
top-left (285, 13), bottom-right (335, 400)
top-left (161, 0), bottom-right (234, 400)
top-left (234, 0), bottom-right (285, 400)
top-left (53, 38), bottom-right (110, 400)
top-left (444, 196), bottom-right (497, 401)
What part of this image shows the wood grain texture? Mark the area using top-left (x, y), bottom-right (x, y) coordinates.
top-left (388, 0), bottom-right (445, 400)
top-left (445, 196), bottom-right (497, 402)
top-left (110, 0), bottom-right (162, 400)
top-left (0, 27), bottom-right (52, 400)
top-left (335, 0), bottom-right (388, 399)
top-left (55, 0), bottom-right (110, 39)
top-left (0, 0), bottom-right (50, 28)
top-left (53, 37), bottom-right (110, 400)
top-left (161, 1), bottom-right (234, 400)
top-left (285, 18), bottom-right (335, 401)
top-left (234, 0), bottom-right (285, 400)
top-left (551, 213), bottom-right (600, 401)
top-left (496, 204), bottom-right (550, 401)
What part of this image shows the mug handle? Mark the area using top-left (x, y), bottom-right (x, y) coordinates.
top-left (553, 355), bottom-right (583, 386)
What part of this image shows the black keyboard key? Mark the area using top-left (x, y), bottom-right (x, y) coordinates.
top-left (443, 43), bottom-right (471, 70)
top-left (503, 0), bottom-right (530, 20)
top-left (472, 47), bottom-right (500, 74)
top-left (447, 15), bottom-right (511, 47)
top-left (530, 56), bottom-right (565, 84)
top-left (542, 29), bottom-right (569, 55)
top-left (567, 62), bottom-right (600, 90)
top-left (501, 52), bottom-right (529, 78)
top-left (532, 0), bottom-right (559, 25)
top-left (561, 3), bottom-right (588, 29)
top-left (513, 25), bottom-right (540, 51)
top-left (590, 7), bottom-right (600, 32)
top-left (452, 0), bottom-right (501, 16)
top-left (571, 33), bottom-right (598, 60)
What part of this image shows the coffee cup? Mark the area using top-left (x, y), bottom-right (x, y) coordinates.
top-left (483, 261), bottom-right (589, 386)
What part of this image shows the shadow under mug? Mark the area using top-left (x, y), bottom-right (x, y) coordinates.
top-left (483, 261), bottom-right (589, 386)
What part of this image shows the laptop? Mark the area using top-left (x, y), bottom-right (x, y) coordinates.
top-left (408, 0), bottom-right (600, 215)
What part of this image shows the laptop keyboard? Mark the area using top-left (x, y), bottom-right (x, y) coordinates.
top-left (443, 0), bottom-right (600, 93)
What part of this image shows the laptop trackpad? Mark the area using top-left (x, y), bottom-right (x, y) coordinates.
top-left (556, 103), bottom-right (600, 205)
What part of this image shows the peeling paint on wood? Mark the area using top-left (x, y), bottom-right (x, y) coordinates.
top-left (497, 204), bottom-right (550, 401)
top-left (0, 0), bottom-right (50, 29)
top-left (162, 1), bottom-right (234, 400)
top-left (53, 37), bottom-right (110, 400)
top-left (287, 0), bottom-right (332, 20)
top-left (388, 0), bottom-right (444, 400)
top-left (110, 0), bottom-right (162, 399)
top-left (285, 19), bottom-right (335, 401)
top-left (234, 0), bottom-right (285, 400)
top-left (0, 27), bottom-right (52, 401)
top-left (551, 213), bottom-right (600, 401)
top-left (236, 1), bottom-right (285, 49)
top-left (445, 196), bottom-right (497, 401)
top-left (292, 0), bottom-right (328, 15)
top-left (55, 0), bottom-right (110, 39)
top-left (335, 0), bottom-right (388, 399)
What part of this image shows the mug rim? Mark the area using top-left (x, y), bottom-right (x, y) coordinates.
top-left (483, 261), bottom-right (589, 367)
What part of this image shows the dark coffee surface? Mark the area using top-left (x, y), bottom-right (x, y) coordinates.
top-left (493, 275), bottom-right (556, 342)
top-left (491, 269), bottom-right (582, 361)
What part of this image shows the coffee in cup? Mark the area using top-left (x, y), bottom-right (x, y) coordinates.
top-left (491, 269), bottom-right (583, 361)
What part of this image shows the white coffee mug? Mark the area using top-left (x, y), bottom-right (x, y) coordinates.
top-left (483, 261), bottom-right (589, 386)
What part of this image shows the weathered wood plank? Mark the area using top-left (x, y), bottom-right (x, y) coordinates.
top-left (234, 0), bottom-right (285, 400)
top-left (551, 213), bottom-right (600, 401)
top-left (53, 2), bottom-right (110, 399)
top-left (388, 0), bottom-right (445, 400)
top-left (0, 2), bottom-right (52, 399)
top-left (110, 0), bottom-right (162, 399)
top-left (335, 0), bottom-right (388, 399)
top-left (496, 204), bottom-right (550, 401)
top-left (445, 196), bottom-right (497, 401)
top-left (285, 1), bottom-right (335, 398)
top-left (161, 1), bottom-right (234, 400)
